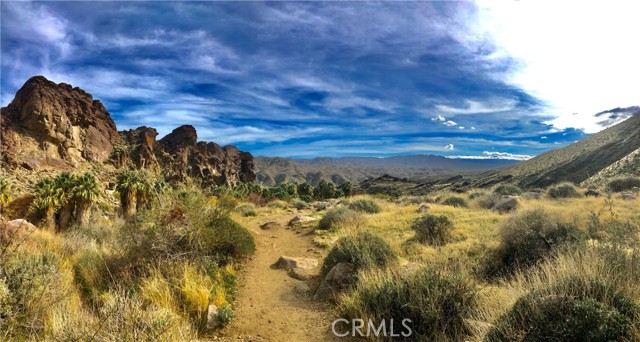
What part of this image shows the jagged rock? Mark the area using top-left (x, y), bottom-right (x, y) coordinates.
top-left (491, 196), bottom-right (520, 213)
top-left (521, 192), bottom-right (542, 200)
top-left (0, 219), bottom-right (37, 245)
top-left (260, 222), bottom-right (281, 230)
top-left (1, 76), bottom-right (118, 170)
top-left (274, 256), bottom-right (319, 270)
top-left (416, 205), bottom-right (430, 213)
top-left (288, 215), bottom-right (316, 225)
top-left (585, 189), bottom-right (601, 197)
top-left (620, 192), bottom-right (636, 200)
top-left (289, 267), bottom-right (319, 281)
top-left (314, 262), bottom-right (357, 300)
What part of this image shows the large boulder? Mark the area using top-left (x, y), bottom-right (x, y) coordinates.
top-left (314, 262), bottom-right (357, 300)
top-left (289, 267), bottom-right (319, 281)
top-left (274, 256), bottom-right (319, 270)
top-left (288, 215), bottom-right (316, 226)
top-left (0, 219), bottom-right (37, 244)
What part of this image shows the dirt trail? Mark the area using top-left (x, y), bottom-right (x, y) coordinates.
top-left (218, 212), bottom-right (344, 342)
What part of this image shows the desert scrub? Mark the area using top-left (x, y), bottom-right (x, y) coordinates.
top-left (474, 192), bottom-right (504, 209)
top-left (493, 184), bottom-right (522, 196)
top-left (318, 207), bottom-right (364, 230)
top-left (266, 199), bottom-right (288, 209)
top-left (547, 183), bottom-right (582, 199)
top-left (480, 208), bottom-right (584, 278)
top-left (485, 278), bottom-right (640, 341)
top-left (348, 199), bottom-right (381, 214)
top-left (339, 268), bottom-right (477, 341)
top-left (608, 176), bottom-right (640, 192)
top-left (290, 199), bottom-right (309, 210)
top-left (321, 231), bottom-right (398, 277)
top-left (442, 196), bottom-right (468, 208)
top-left (411, 214), bottom-right (453, 246)
top-left (234, 203), bottom-right (257, 217)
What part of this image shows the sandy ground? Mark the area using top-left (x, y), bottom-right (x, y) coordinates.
top-left (214, 212), bottom-right (347, 342)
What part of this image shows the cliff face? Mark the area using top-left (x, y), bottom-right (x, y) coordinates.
top-left (1, 76), bottom-right (255, 186)
top-left (1, 76), bottom-right (118, 170)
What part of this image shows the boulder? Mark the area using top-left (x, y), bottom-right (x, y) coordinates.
top-left (0, 219), bottom-right (36, 245)
top-left (260, 222), bottom-right (282, 230)
top-left (491, 196), bottom-right (520, 213)
top-left (620, 192), bottom-right (636, 200)
top-left (205, 304), bottom-right (219, 330)
top-left (585, 189), bottom-right (601, 197)
top-left (293, 282), bottom-right (312, 294)
top-left (288, 215), bottom-right (316, 225)
top-left (313, 262), bottom-right (357, 300)
top-left (289, 267), bottom-right (319, 281)
top-left (315, 201), bottom-right (330, 211)
top-left (274, 256), bottom-right (319, 270)
top-left (416, 205), bottom-right (430, 213)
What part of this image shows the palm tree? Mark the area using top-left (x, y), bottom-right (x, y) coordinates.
top-left (55, 172), bottom-right (77, 230)
top-left (0, 175), bottom-right (12, 216)
top-left (73, 172), bottom-right (101, 226)
top-left (135, 170), bottom-right (154, 210)
top-left (116, 170), bottom-right (139, 220)
top-left (32, 178), bottom-right (61, 232)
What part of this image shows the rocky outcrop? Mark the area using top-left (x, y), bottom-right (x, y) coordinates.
top-left (1, 76), bottom-right (256, 187)
top-left (1, 76), bottom-right (118, 170)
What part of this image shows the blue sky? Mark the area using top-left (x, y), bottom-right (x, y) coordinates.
top-left (1, 1), bottom-right (638, 159)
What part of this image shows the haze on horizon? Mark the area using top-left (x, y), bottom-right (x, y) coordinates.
top-left (1, 1), bottom-right (638, 160)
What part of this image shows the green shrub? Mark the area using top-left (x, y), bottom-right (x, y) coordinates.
top-left (318, 207), bottom-right (362, 230)
top-left (411, 214), bottom-right (453, 246)
top-left (608, 176), bottom-right (640, 192)
top-left (442, 196), bottom-right (468, 208)
top-left (321, 231), bottom-right (397, 277)
top-left (207, 217), bottom-right (256, 262)
top-left (493, 184), bottom-right (522, 196)
top-left (548, 183), bottom-right (582, 199)
top-left (348, 199), bottom-right (381, 214)
top-left (339, 268), bottom-right (477, 341)
top-left (290, 199), bottom-right (309, 210)
top-left (266, 200), bottom-right (288, 209)
top-left (234, 203), bottom-right (257, 217)
top-left (474, 193), bottom-right (504, 209)
top-left (485, 277), bottom-right (640, 341)
top-left (481, 209), bottom-right (584, 278)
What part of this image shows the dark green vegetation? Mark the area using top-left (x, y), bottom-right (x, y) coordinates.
top-left (608, 176), bottom-right (640, 192)
top-left (548, 183), bottom-right (582, 199)
top-left (348, 199), bottom-right (381, 214)
top-left (321, 231), bottom-right (398, 277)
top-left (411, 214), bottom-right (454, 246)
top-left (481, 209), bottom-right (583, 278)
top-left (318, 207), bottom-right (362, 230)
top-left (442, 196), bottom-right (468, 208)
top-left (493, 184), bottom-right (522, 196)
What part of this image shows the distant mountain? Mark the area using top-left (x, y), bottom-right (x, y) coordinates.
top-left (464, 110), bottom-right (640, 189)
top-left (255, 155), bottom-right (518, 186)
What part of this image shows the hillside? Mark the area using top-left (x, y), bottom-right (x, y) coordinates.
top-left (475, 111), bottom-right (640, 189)
top-left (582, 147), bottom-right (640, 186)
top-left (255, 155), bottom-right (518, 186)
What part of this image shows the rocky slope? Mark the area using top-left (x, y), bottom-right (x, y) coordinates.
top-left (582, 147), bottom-right (640, 186)
top-left (1, 76), bottom-right (255, 186)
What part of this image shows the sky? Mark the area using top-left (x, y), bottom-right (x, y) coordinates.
top-left (1, 1), bottom-right (638, 159)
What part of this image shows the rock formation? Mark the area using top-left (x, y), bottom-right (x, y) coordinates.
top-left (1, 76), bottom-right (255, 187)
top-left (1, 76), bottom-right (118, 169)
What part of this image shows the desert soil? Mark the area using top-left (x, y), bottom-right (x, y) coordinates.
top-left (215, 211), bottom-right (346, 342)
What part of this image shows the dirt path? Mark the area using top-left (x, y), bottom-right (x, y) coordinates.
top-left (217, 211), bottom-right (344, 342)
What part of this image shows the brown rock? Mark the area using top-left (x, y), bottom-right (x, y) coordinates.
top-left (416, 204), bottom-right (430, 213)
top-left (288, 267), bottom-right (319, 281)
top-left (274, 256), bottom-right (319, 270)
top-left (260, 222), bottom-right (282, 230)
top-left (313, 262), bottom-right (357, 300)
top-left (0, 219), bottom-right (37, 245)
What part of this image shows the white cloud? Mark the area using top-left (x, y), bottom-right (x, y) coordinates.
top-left (471, 126), bottom-right (476, 130)
top-left (443, 120), bottom-right (457, 127)
top-left (541, 136), bottom-right (547, 139)
top-left (431, 115), bottom-right (446, 122)
top-left (475, 1), bottom-right (640, 133)
top-left (458, 126), bottom-right (465, 130)
top-left (448, 151), bottom-right (532, 161)
top-left (444, 144), bottom-right (455, 150)
top-left (435, 98), bottom-right (517, 115)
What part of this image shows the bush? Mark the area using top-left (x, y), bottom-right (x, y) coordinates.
top-left (321, 231), bottom-right (397, 277)
top-left (442, 196), bottom-right (468, 208)
top-left (207, 217), bottom-right (256, 262)
top-left (266, 200), bottom-right (288, 209)
top-left (339, 268), bottom-right (477, 341)
top-left (485, 277), bottom-right (640, 341)
top-left (608, 176), bottom-right (640, 192)
top-left (481, 209), bottom-right (583, 278)
top-left (474, 193), bottom-right (504, 209)
top-left (318, 207), bottom-right (363, 230)
top-left (493, 184), bottom-right (522, 196)
top-left (234, 203), bottom-right (257, 217)
top-left (411, 214), bottom-right (453, 246)
top-left (290, 199), bottom-right (309, 210)
top-left (348, 199), bottom-right (381, 214)
top-left (548, 183), bottom-right (582, 199)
